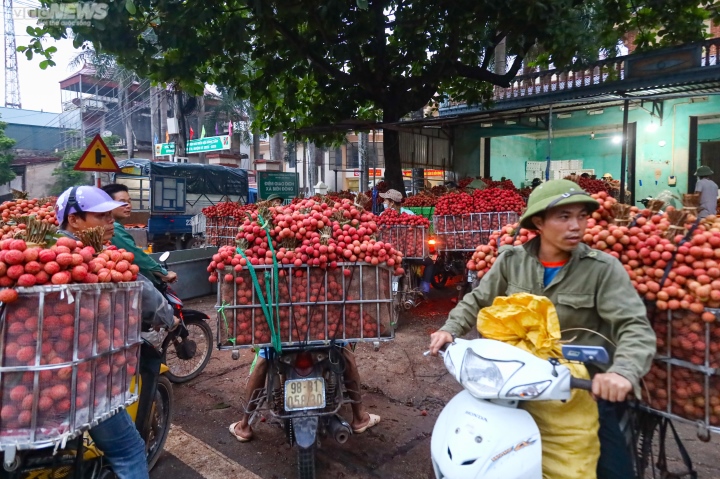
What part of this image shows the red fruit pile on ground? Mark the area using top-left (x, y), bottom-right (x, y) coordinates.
top-left (572, 177), bottom-right (610, 194)
top-left (376, 209), bottom-right (430, 227)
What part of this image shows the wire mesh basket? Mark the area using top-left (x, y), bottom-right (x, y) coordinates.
top-left (216, 263), bottom-right (395, 349)
top-left (205, 217), bottom-right (240, 247)
top-left (376, 226), bottom-right (428, 259)
top-left (432, 212), bottom-right (519, 251)
top-left (0, 282), bottom-right (142, 450)
top-left (642, 304), bottom-right (720, 436)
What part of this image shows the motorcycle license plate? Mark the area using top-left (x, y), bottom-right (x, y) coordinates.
top-left (284, 378), bottom-right (326, 411)
top-left (467, 271), bottom-right (475, 283)
top-left (392, 281), bottom-right (399, 292)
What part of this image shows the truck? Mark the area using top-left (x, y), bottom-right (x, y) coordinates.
top-left (113, 159), bottom-right (249, 251)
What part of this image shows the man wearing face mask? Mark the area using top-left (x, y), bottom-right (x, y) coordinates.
top-left (379, 189), bottom-right (435, 294)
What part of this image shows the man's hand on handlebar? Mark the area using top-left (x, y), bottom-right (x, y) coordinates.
top-left (428, 330), bottom-right (454, 356)
top-left (160, 271), bottom-right (178, 283)
top-left (592, 372), bottom-right (632, 402)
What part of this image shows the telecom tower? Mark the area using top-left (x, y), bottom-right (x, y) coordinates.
top-left (3, 0), bottom-right (21, 108)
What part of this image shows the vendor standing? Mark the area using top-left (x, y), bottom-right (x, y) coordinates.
top-left (694, 165), bottom-right (718, 219)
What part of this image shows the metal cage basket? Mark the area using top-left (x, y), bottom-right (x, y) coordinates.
top-left (0, 282), bottom-right (143, 451)
top-left (432, 212), bottom-right (519, 251)
top-left (376, 226), bottom-right (428, 259)
top-left (216, 263), bottom-right (395, 349)
top-left (642, 304), bottom-right (720, 437)
top-left (205, 217), bottom-right (241, 247)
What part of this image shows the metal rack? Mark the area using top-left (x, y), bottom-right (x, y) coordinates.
top-left (377, 226), bottom-right (428, 259)
top-left (216, 263), bottom-right (395, 350)
top-left (643, 306), bottom-right (720, 438)
top-left (0, 282), bottom-right (142, 452)
top-left (433, 212), bottom-right (519, 251)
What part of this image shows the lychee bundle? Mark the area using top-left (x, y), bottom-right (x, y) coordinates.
top-left (218, 263), bottom-right (391, 347)
top-left (0, 282), bottom-right (142, 446)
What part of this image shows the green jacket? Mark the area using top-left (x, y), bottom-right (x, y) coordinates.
top-left (441, 237), bottom-right (656, 395)
top-left (111, 222), bottom-right (167, 287)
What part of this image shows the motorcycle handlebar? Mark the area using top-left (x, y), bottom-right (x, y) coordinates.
top-left (570, 377), bottom-right (593, 391)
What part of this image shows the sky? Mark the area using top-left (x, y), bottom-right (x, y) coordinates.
top-left (2, 2), bottom-right (80, 113)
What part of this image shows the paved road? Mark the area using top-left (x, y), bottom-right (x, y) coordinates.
top-left (151, 292), bottom-right (720, 479)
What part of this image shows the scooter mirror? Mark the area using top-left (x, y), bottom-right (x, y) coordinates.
top-left (561, 345), bottom-right (610, 365)
top-left (159, 252), bottom-right (170, 263)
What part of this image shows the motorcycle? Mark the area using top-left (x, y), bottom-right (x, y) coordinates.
top-left (155, 252), bottom-right (213, 383)
top-left (1, 339), bottom-right (174, 479)
top-left (429, 338), bottom-right (608, 479)
top-left (248, 344), bottom-right (355, 479)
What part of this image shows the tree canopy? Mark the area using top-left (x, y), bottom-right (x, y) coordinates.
top-left (25, 0), bottom-right (719, 191)
top-left (0, 118), bottom-right (17, 187)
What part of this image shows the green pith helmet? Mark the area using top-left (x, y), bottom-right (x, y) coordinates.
top-left (697, 165), bottom-right (714, 177)
top-left (518, 179), bottom-right (600, 230)
top-left (266, 194), bottom-right (283, 202)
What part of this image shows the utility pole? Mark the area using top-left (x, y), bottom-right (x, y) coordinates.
top-left (3, 0), bottom-right (21, 108)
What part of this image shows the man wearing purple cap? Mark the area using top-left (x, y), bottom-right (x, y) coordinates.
top-left (56, 186), bottom-right (150, 479)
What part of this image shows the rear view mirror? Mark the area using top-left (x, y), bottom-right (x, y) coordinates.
top-left (159, 252), bottom-right (170, 262)
top-left (561, 345), bottom-right (610, 365)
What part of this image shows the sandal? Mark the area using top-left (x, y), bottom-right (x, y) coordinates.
top-left (228, 422), bottom-right (252, 442)
top-left (352, 413), bottom-right (381, 434)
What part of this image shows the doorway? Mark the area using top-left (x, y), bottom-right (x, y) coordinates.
top-left (700, 141), bottom-right (720, 187)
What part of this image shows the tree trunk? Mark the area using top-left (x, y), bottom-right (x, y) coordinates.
top-left (269, 132), bottom-right (283, 162)
top-left (149, 85), bottom-right (158, 160)
top-left (173, 90), bottom-right (186, 157)
top-left (198, 95), bottom-right (206, 164)
top-left (252, 132), bottom-right (261, 159)
top-left (382, 117), bottom-right (405, 195)
top-left (308, 142), bottom-right (317, 193)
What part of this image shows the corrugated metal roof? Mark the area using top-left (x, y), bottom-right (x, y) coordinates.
top-left (0, 107), bottom-right (62, 127)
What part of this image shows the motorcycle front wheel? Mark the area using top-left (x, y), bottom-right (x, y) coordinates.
top-left (164, 318), bottom-right (213, 383)
top-left (146, 375), bottom-right (174, 471)
top-left (297, 444), bottom-right (316, 479)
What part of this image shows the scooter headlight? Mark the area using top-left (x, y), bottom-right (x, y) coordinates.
top-left (506, 380), bottom-right (552, 398)
top-left (460, 349), bottom-right (522, 398)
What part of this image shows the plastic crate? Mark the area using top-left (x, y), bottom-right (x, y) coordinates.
top-left (0, 282), bottom-right (142, 451)
top-left (377, 226), bottom-right (427, 259)
top-left (432, 212), bottom-right (519, 251)
top-left (216, 263), bottom-right (394, 349)
top-left (405, 207), bottom-right (435, 220)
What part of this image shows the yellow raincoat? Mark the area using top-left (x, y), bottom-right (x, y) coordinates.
top-left (477, 293), bottom-right (600, 479)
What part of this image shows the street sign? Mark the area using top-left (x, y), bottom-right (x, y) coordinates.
top-left (74, 134), bottom-right (120, 172)
top-left (258, 171), bottom-right (299, 200)
top-left (186, 135), bottom-right (231, 154)
top-left (155, 142), bottom-right (175, 156)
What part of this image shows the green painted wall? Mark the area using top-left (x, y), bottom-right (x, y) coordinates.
top-left (473, 95), bottom-right (720, 199)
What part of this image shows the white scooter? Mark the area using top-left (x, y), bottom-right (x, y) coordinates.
top-left (429, 338), bottom-right (609, 479)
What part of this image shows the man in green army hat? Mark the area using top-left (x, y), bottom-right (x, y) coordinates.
top-left (428, 179), bottom-right (655, 478)
top-left (695, 165), bottom-right (718, 219)
top-left (265, 193), bottom-right (284, 206)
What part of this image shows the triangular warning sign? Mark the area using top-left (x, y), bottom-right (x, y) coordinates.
top-left (74, 135), bottom-right (120, 172)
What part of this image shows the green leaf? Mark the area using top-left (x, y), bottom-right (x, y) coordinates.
top-left (39, 60), bottom-right (48, 70)
top-left (356, 0), bottom-right (368, 9)
top-left (125, 0), bottom-right (136, 15)
top-left (46, 46), bottom-right (57, 54)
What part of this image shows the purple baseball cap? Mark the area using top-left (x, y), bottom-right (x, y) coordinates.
top-left (56, 186), bottom-right (127, 224)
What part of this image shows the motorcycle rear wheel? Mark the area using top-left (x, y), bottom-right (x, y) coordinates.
top-left (297, 444), bottom-right (316, 479)
top-left (164, 318), bottom-right (213, 383)
top-left (431, 270), bottom-right (448, 289)
top-left (147, 376), bottom-right (174, 471)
